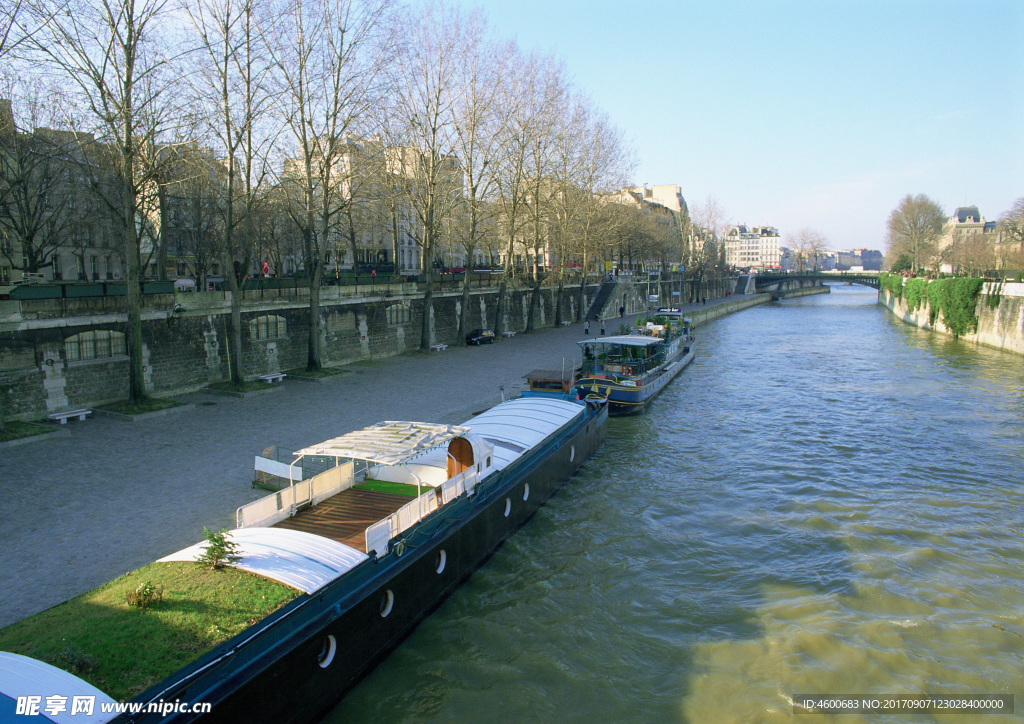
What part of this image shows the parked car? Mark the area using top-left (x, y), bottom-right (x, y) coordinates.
top-left (466, 328), bottom-right (495, 345)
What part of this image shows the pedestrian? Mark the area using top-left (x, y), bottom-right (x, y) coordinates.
top-left (702, 296), bottom-right (706, 305)
top-left (584, 319), bottom-right (590, 335)
top-left (619, 305), bottom-right (625, 318)
top-left (600, 319), bottom-right (605, 335)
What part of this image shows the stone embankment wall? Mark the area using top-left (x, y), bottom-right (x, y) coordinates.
top-left (879, 282), bottom-right (1024, 356)
top-left (688, 293), bottom-right (771, 327)
top-left (0, 281), bottom-right (608, 421)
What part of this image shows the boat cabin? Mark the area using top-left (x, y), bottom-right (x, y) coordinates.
top-left (577, 335), bottom-right (664, 379)
top-left (522, 368), bottom-right (581, 398)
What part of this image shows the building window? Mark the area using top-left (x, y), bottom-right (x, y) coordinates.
top-left (0, 267), bottom-right (9, 284)
top-left (250, 314), bottom-right (286, 340)
top-left (52, 255), bottom-right (62, 280)
top-left (65, 330), bottom-right (126, 362)
top-left (91, 256), bottom-right (99, 280)
top-left (386, 302), bottom-right (410, 325)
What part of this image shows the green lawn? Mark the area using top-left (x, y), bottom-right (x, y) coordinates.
top-left (0, 562), bottom-right (300, 701)
top-left (0, 421), bottom-right (54, 442)
top-left (355, 479), bottom-right (422, 497)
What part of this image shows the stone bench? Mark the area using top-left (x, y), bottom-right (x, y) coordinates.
top-left (259, 372), bottom-right (287, 384)
top-left (502, 331), bottom-right (516, 338)
top-left (560, 321), bottom-right (571, 327)
top-left (48, 409), bottom-right (91, 425)
top-left (430, 343), bottom-right (448, 352)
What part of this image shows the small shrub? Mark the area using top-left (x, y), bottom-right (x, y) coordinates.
top-left (125, 580), bottom-right (163, 608)
top-left (1015, 272), bottom-right (1022, 283)
top-left (196, 527), bottom-right (242, 569)
top-left (57, 644), bottom-right (96, 675)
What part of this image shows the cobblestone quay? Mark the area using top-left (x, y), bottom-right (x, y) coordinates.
top-left (0, 296), bottom-right (760, 628)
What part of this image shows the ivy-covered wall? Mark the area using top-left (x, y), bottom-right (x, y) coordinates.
top-left (879, 274), bottom-right (1024, 355)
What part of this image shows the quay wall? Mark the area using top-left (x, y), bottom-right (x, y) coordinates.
top-left (687, 293), bottom-right (771, 328)
top-left (0, 281), bottom-right (608, 421)
top-left (771, 285), bottom-right (830, 300)
top-left (879, 283), bottom-right (1024, 356)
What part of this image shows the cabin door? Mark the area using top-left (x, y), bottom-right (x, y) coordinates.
top-left (447, 437), bottom-right (474, 478)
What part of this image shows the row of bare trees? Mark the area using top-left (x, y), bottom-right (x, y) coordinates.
top-left (1, 0), bottom-right (644, 402)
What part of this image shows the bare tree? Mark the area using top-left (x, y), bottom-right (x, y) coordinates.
top-left (449, 20), bottom-right (510, 344)
top-left (387, 2), bottom-right (465, 350)
top-left (0, 109), bottom-right (78, 276)
top-left (793, 227), bottom-right (828, 272)
top-left (184, 0), bottom-right (278, 383)
top-left (887, 193), bottom-right (944, 274)
top-left (28, 0), bottom-right (189, 404)
top-left (690, 196), bottom-right (727, 301)
top-left (998, 197), bottom-right (1024, 272)
top-left (271, 0), bottom-right (392, 371)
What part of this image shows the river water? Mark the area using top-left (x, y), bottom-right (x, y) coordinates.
top-left (324, 285), bottom-right (1024, 723)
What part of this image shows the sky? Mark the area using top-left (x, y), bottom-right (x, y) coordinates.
top-left (447, 0), bottom-right (1024, 251)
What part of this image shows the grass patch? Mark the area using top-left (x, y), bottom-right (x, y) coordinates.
top-left (95, 398), bottom-right (184, 415)
top-left (356, 479), bottom-right (422, 497)
top-left (284, 366), bottom-right (348, 378)
top-left (0, 421), bottom-right (54, 442)
top-left (0, 562), bottom-right (300, 701)
top-left (206, 379), bottom-right (273, 393)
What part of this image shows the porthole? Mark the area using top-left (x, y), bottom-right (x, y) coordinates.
top-left (435, 549), bottom-right (447, 574)
top-left (317, 635), bottom-right (337, 668)
top-left (380, 589), bottom-right (394, 618)
top-left (503, 497), bottom-right (511, 517)
top-left (523, 483), bottom-right (530, 501)
top-left (570, 445), bottom-right (576, 462)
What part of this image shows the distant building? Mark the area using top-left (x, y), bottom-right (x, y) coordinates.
top-left (939, 206), bottom-right (997, 274)
top-left (833, 248), bottom-right (883, 271)
top-left (724, 225), bottom-right (782, 270)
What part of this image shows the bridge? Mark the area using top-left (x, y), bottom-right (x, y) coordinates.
top-left (754, 272), bottom-right (879, 290)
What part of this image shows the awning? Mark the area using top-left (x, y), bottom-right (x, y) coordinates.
top-left (292, 421), bottom-right (470, 465)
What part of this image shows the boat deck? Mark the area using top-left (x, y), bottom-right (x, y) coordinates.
top-left (273, 488), bottom-right (412, 553)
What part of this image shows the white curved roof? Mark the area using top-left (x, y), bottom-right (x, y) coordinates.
top-left (463, 398), bottom-right (584, 471)
top-left (0, 652), bottom-right (116, 723)
top-left (158, 528), bottom-right (367, 593)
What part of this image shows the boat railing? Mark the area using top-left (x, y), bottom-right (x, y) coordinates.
top-left (237, 462), bottom-right (355, 528)
top-left (365, 467), bottom-right (480, 557)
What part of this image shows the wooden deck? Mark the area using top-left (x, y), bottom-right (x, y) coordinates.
top-left (273, 488), bottom-right (411, 553)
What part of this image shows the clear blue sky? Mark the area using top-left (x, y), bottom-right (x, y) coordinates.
top-left (448, 0), bottom-right (1024, 250)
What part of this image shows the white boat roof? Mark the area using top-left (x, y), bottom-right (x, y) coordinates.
top-left (158, 528), bottom-right (367, 593)
top-left (0, 652), bottom-right (117, 724)
top-left (293, 421), bottom-right (471, 465)
top-left (464, 397), bottom-right (584, 470)
top-left (399, 398), bottom-right (585, 473)
top-left (578, 335), bottom-right (662, 347)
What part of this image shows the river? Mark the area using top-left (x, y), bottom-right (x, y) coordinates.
top-left (324, 284), bottom-right (1024, 723)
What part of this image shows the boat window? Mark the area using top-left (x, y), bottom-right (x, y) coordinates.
top-left (523, 483), bottom-right (530, 501)
top-left (317, 635), bottom-right (337, 668)
top-left (503, 498), bottom-right (511, 517)
top-left (380, 590), bottom-right (394, 618)
top-left (435, 550), bottom-right (447, 574)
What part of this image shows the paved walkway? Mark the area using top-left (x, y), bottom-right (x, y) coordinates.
top-left (0, 298), bottom-right (741, 628)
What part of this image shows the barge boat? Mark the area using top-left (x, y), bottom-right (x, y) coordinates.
top-left (574, 311), bottom-right (694, 415)
top-left (1, 395), bottom-right (606, 723)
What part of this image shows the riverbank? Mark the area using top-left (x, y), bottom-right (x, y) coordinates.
top-left (0, 293), bottom-right (761, 630)
top-left (879, 281), bottom-right (1024, 356)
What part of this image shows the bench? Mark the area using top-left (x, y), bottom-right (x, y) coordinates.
top-left (502, 331), bottom-right (516, 338)
top-left (430, 343), bottom-right (448, 352)
top-left (560, 321), bottom-right (571, 327)
top-left (259, 372), bottom-right (287, 384)
top-left (48, 409), bottom-right (91, 425)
